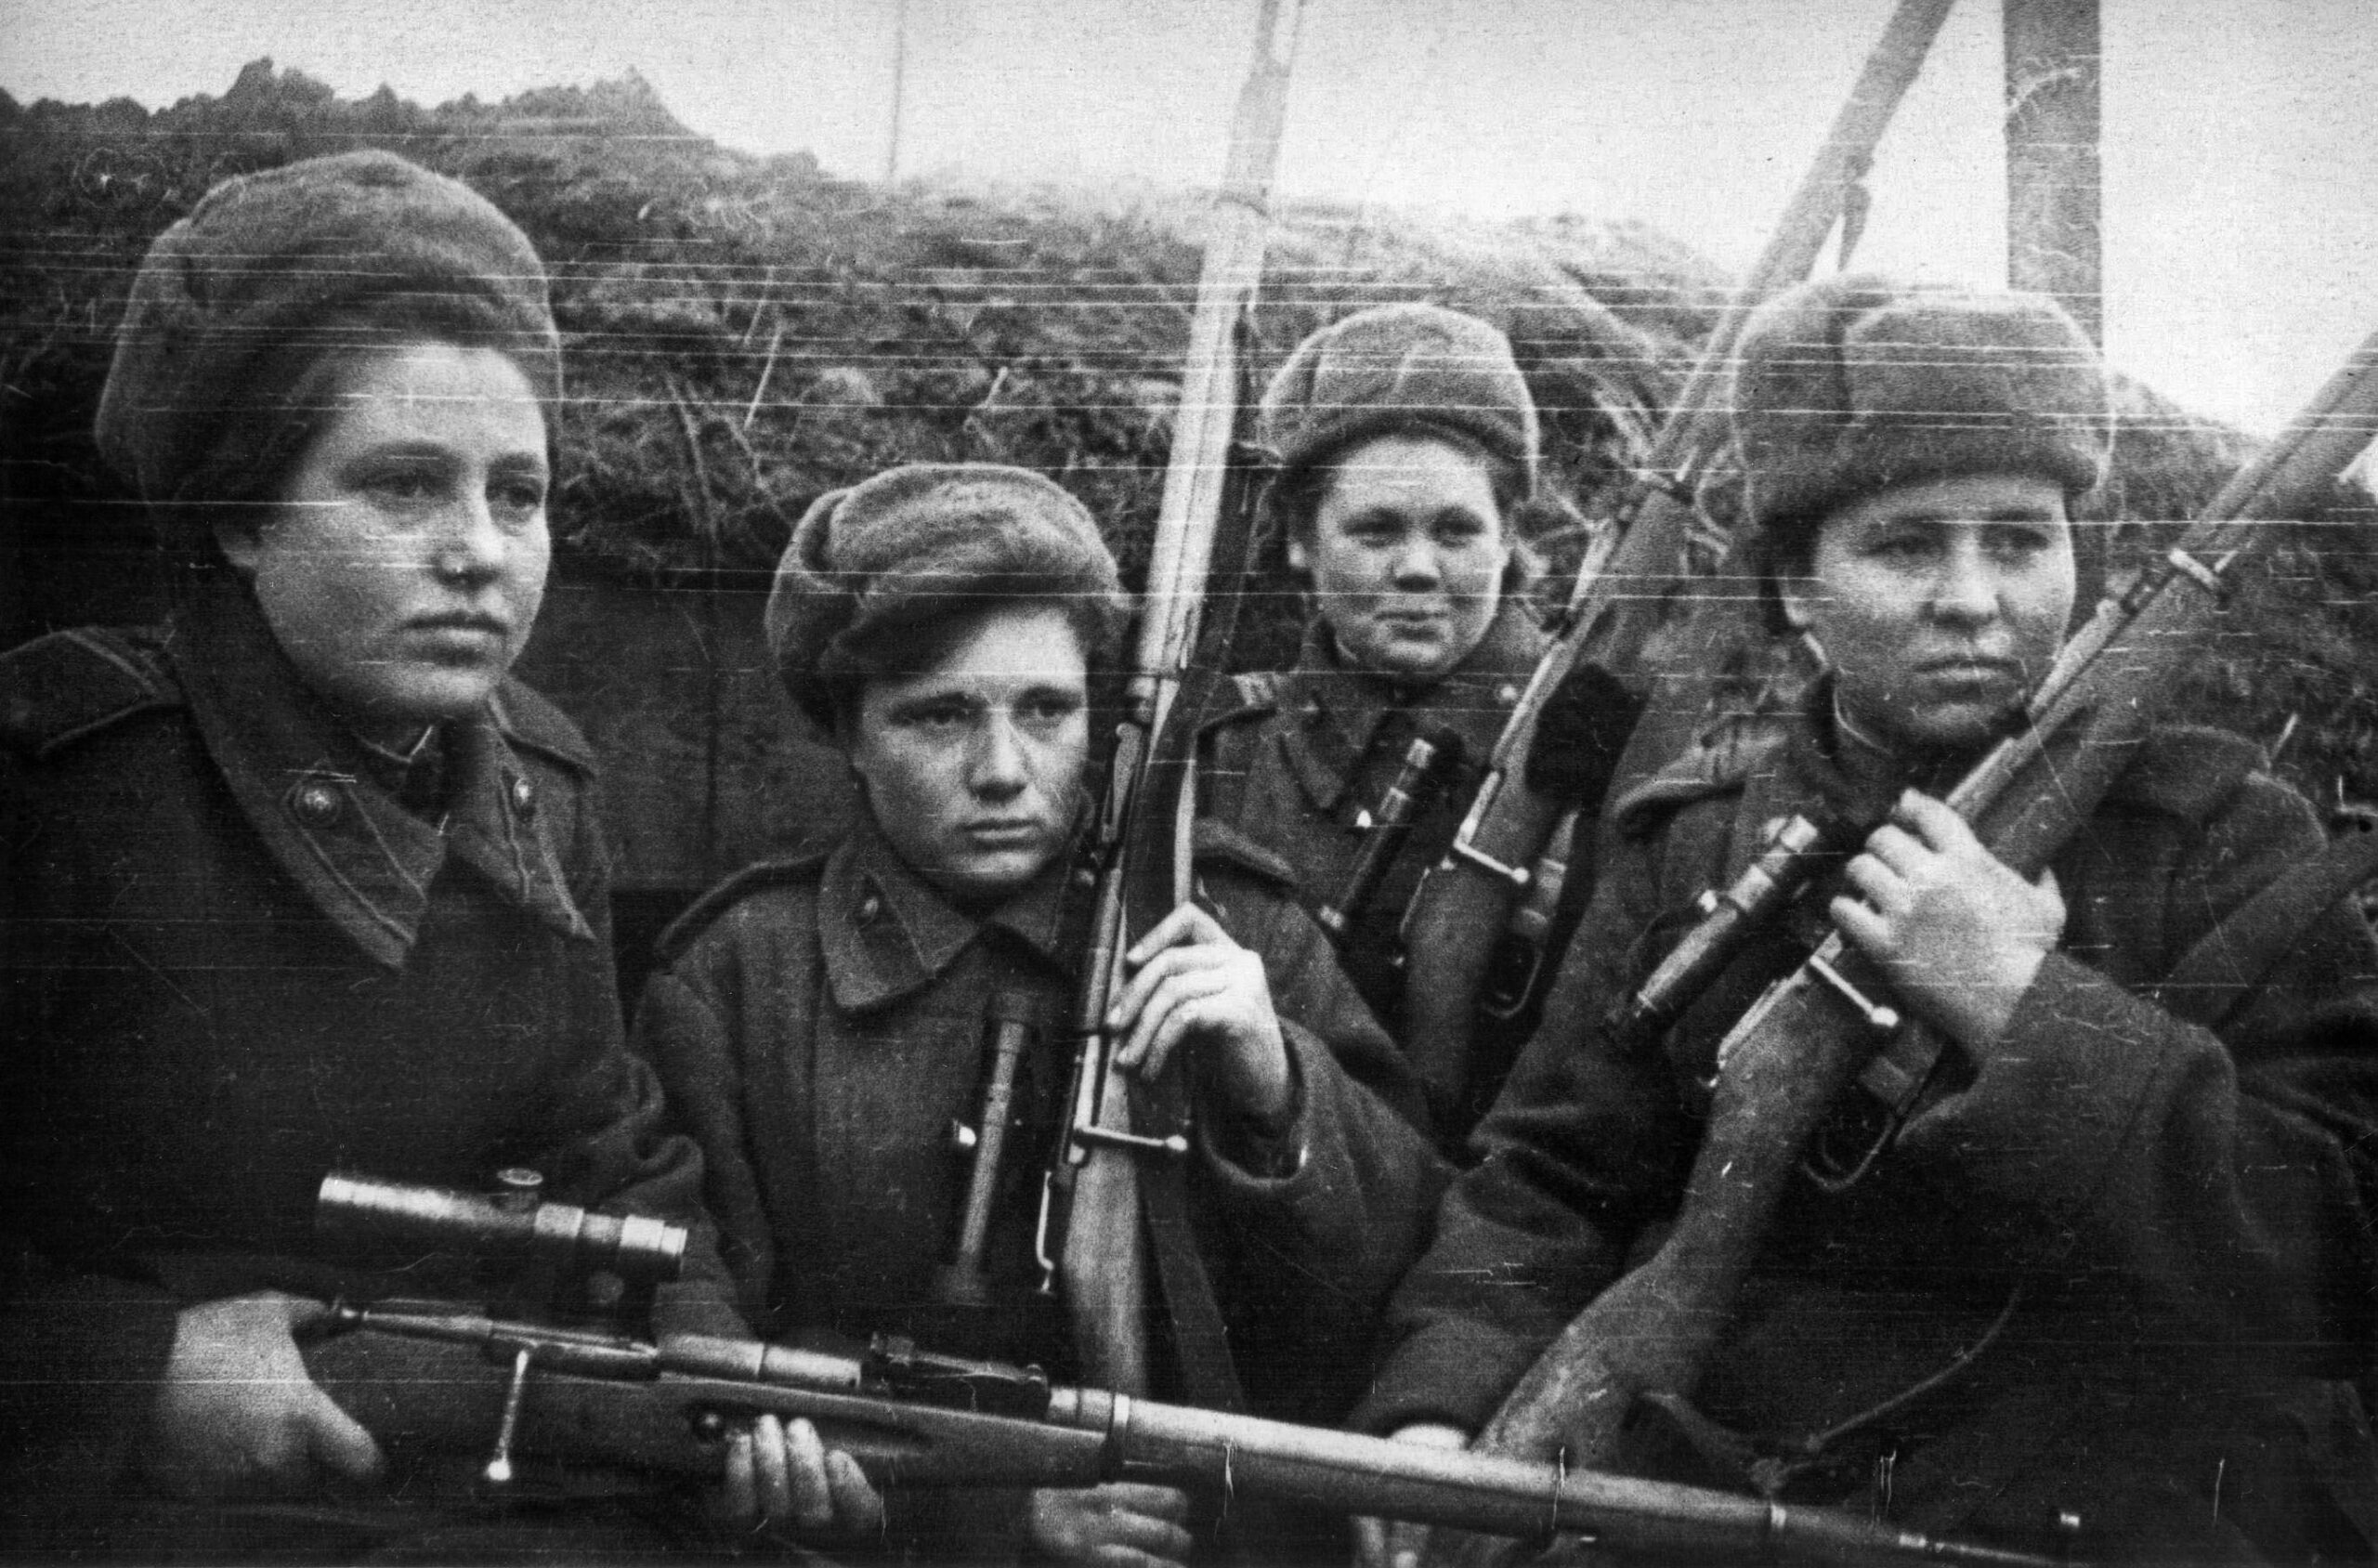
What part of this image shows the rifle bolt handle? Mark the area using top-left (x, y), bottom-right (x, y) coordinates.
top-left (1076, 1124), bottom-right (1191, 1158)
top-left (483, 1344), bottom-right (533, 1488)
top-left (1807, 952), bottom-right (1901, 1035)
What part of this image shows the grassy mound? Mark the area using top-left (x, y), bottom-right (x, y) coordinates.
top-left (4, 60), bottom-right (2371, 811)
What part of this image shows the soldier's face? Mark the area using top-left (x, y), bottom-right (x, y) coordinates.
top-left (1781, 473), bottom-right (2076, 754)
top-left (848, 605), bottom-right (1091, 905)
top-left (1294, 434), bottom-right (1509, 682)
top-left (221, 342), bottom-right (550, 745)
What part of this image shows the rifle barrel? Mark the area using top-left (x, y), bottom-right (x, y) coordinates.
top-left (311, 1306), bottom-right (2059, 1567)
top-left (1054, 0), bottom-right (1304, 1399)
top-left (1397, 0), bottom-right (1961, 1079)
top-left (1086, 1392), bottom-right (2054, 1566)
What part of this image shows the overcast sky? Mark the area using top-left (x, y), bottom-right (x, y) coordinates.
top-left (6, 0), bottom-right (2373, 435)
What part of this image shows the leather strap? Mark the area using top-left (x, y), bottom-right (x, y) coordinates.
top-left (2157, 815), bottom-right (2378, 1029)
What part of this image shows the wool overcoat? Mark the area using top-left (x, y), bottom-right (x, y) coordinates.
top-left (1200, 602), bottom-right (1550, 1142)
top-left (634, 811), bottom-right (1453, 1560)
top-left (0, 580), bottom-right (736, 1559)
top-left (1355, 697), bottom-right (2378, 1564)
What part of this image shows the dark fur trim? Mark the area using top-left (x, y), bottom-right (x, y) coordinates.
top-left (1260, 304), bottom-right (1539, 498)
top-left (95, 150), bottom-right (558, 519)
top-left (764, 464), bottom-right (1127, 732)
top-left (1732, 276), bottom-right (2111, 542)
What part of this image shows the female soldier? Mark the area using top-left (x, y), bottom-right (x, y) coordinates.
top-left (0, 150), bottom-right (740, 1558)
top-left (1200, 304), bottom-right (1552, 1139)
top-left (1355, 278), bottom-right (2378, 1564)
top-left (634, 463), bottom-right (1448, 1564)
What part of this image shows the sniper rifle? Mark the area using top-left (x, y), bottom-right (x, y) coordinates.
top-left (304, 1178), bottom-right (2063, 1567)
top-left (1465, 323), bottom-right (2378, 1502)
top-left (1034, 0), bottom-right (1302, 1404)
top-left (1394, 0), bottom-right (1960, 1110)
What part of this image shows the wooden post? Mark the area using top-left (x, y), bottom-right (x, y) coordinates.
top-left (2004, 0), bottom-right (2103, 342)
top-left (883, 0), bottom-right (908, 185)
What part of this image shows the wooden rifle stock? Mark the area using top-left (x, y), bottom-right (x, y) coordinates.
top-left (1397, 0), bottom-right (1961, 1103)
top-left (1473, 325), bottom-right (2378, 1483)
top-left (1042, 0), bottom-right (1302, 1395)
top-left (304, 1301), bottom-right (2064, 1566)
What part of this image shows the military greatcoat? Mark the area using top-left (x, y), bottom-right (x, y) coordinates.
top-left (634, 812), bottom-right (1452, 1559)
top-left (1200, 603), bottom-right (1549, 1138)
top-left (1356, 695), bottom-right (2378, 1564)
top-left (0, 580), bottom-right (736, 1559)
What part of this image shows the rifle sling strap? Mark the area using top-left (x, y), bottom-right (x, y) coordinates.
top-left (1125, 663), bottom-right (1253, 1418)
top-left (1133, 1083), bottom-right (1249, 1415)
top-left (2157, 816), bottom-right (2378, 1030)
top-left (1819, 817), bottom-right (2378, 1185)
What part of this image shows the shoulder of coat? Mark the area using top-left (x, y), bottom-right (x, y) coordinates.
top-left (490, 676), bottom-right (595, 775)
top-left (1191, 816), bottom-right (1298, 890)
top-left (0, 625), bottom-right (182, 762)
top-left (653, 852), bottom-right (832, 967)
top-left (2106, 724), bottom-right (2270, 823)
top-left (1609, 714), bottom-right (1790, 840)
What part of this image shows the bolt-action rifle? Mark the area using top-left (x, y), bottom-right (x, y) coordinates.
top-left (1467, 325), bottom-right (2378, 1496)
top-left (303, 1178), bottom-right (2060, 1567)
top-left (1394, 0), bottom-right (1960, 1112)
top-left (1031, 0), bottom-right (1302, 1400)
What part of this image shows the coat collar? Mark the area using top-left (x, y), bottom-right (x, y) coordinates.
top-left (1272, 600), bottom-right (1546, 813)
top-left (817, 815), bottom-right (1076, 1013)
top-left (167, 577), bottom-right (594, 969)
top-left (1777, 676), bottom-right (2003, 830)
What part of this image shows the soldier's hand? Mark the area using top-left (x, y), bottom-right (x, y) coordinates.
top-left (146, 1291), bottom-right (384, 1498)
top-left (715, 1412), bottom-right (884, 1541)
top-left (1029, 1482), bottom-right (1194, 1567)
top-left (1110, 901), bottom-right (1291, 1122)
top-left (1834, 790), bottom-right (2067, 1048)
top-left (1352, 1423), bottom-right (1469, 1568)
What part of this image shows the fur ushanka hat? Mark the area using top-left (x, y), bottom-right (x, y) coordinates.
top-left (1730, 274), bottom-right (2112, 556)
top-left (1259, 303), bottom-right (1541, 498)
top-left (764, 464), bottom-right (1130, 733)
top-left (95, 150), bottom-right (560, 532)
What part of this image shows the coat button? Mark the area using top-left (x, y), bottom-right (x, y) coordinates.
top-left (1496, 682), bottom-right (1522, 706)
top-left (289, 779), bottom-right (343, 828)
top-left (509, 776), bottom-right (537, 817)
top-left (856, 893), bottom-right (883, 925)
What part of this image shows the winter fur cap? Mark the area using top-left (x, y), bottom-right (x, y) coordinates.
top-left (95, 150), bottom-right (560, 528)
top-left (765, 464), bottom-right (1130, 732)
top-left (1731, 274), bottom-right (2111, 547)
top-left (1259, 303), bottom-right (1540, 497)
